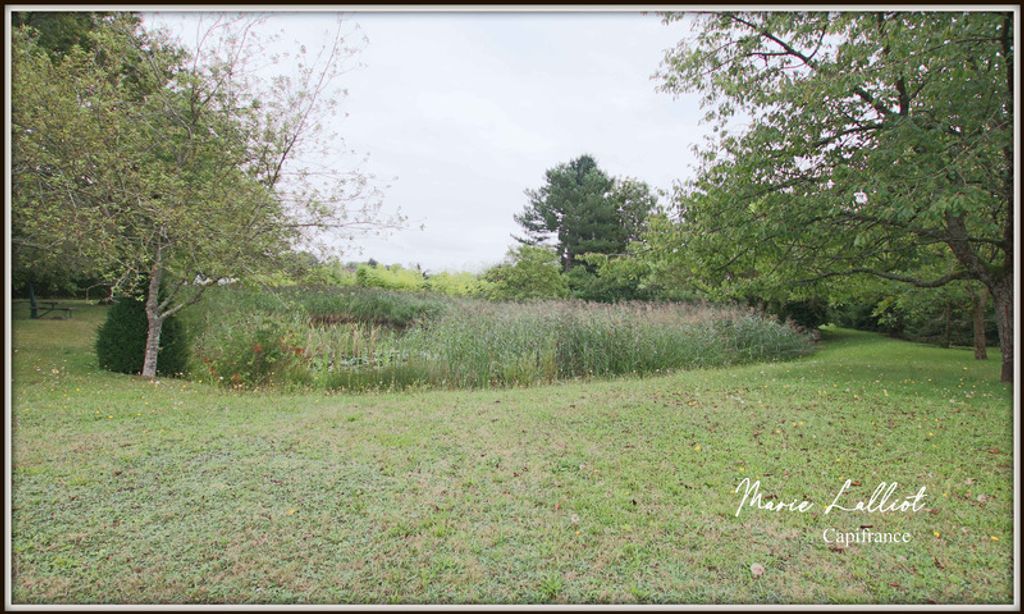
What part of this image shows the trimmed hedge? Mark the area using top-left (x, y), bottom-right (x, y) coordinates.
top-left (95, 297), bottom-right (189, 376)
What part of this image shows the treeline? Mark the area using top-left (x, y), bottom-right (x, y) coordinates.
top-left (13, 12), bottom-right (1013, 380)
top-left (241, 150), bottom-right (1001, 353)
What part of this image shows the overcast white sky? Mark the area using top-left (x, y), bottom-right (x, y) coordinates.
top-left (143, 11), bottom-right (705, 273)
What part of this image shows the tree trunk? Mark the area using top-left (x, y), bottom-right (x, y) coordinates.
top-left (141, 262), bottom-right (164, 379)
top-left (989, 279), bottom-right (1013, 383)
top-left (28, 281), bottom-right (38, 319)
top-left (971, 287), bottom-right (988, 360)
top-left (941, 302), bottom-right (952, 348)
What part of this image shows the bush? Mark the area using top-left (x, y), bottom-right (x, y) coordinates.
top-left (567, 253), bottom-right (653, 303)
top-left (355, 264), bottom-right (426, 291)
top-left (199, 316), bottom-right (303, 388)
top-left (767, 298), bottom-right (829, 330)
top-left (95, 296), bottom-right (189, 376)
top-left (425, 271), bottom-right (489, 297)
top-left (482, 246), bottom-right (569, 301)
top-left (829, 297), bottom-right (892, 333)
top-left (831, 283), bottom-right (998, 347)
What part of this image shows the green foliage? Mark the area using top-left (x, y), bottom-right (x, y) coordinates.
top-left (95, 297), bottom-right (188, 376)
top-left (12, 12), bottom-right (131, 59)
top-left (181, 286), bottom-right (810, 391)
top-left (766, 298), bottom-right (830, 331)
top-left (12, 16), bottom-right (396, 378)
top-left (567, 252), bottom-right (654, 303)
top-left (425, 271), bottom-right (490, 297)
top-left (10, 18), bottom-right (167, 293)
top-left (355, 264), bottom-right (427, 291)
top-left (514, 156), bottom-right (658, 270)
top-left (829, 298), bottom-right (890, 334)
top-left (304, 262), bottom-right (358, 287)
top-left (298, 287), bottom-right (446, 328)
top-left (833, 282), bottom-right (997, 348)
top-left (251, 258), bottom-right (487, 297)
top-left (654, 11), bottom-right (1014, 380)
top-left (198, 316), bottom-right (306, 389)
top-left (182, 286), bottom-right (448, 388)
top-left (482, 246), bottom-right (570, 301)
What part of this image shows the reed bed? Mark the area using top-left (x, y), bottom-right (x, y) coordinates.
top-left (183, 286), bottom-right (812, 391)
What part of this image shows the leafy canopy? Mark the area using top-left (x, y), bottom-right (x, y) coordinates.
top-left (651, 11), bottom-right (1014, 380)
top-left (514, 155), bottom-right (658, 271)
top-left (654, 11), bottom-right (1011, 293)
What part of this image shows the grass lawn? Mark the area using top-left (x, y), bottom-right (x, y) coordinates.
top-left (9, 300), bottom-right (1014, 604)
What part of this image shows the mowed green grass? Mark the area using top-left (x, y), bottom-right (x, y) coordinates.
top-left (10, 300), bottom-right (1014, 604)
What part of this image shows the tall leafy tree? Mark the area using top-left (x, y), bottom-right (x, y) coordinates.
top-left (11, 12), bottom-right (149, 313)
top-left (656, 11), bottom-right (1014, 381)
top-left (514, 155), bottom-right (656, 271)
top-left (12, 15), bottom-right (398, 377)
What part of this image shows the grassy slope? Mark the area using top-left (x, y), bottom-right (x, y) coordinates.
top-left (10, 301), bottom-right (1014, 604)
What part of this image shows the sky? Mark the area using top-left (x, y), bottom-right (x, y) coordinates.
top-left (142, 11), bottom-right (705, 273)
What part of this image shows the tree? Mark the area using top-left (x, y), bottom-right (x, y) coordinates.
top-left (608, 177), bottom-right (660, 245)
top-left (482, 246), bottom-right (570, 301)
top-left (656, 11), bottom-right (1014, 381)
top-left (11, 11), bottom-right (127, 58)
top-left (969, 285), bottom-right (989, 360)
top-left (514, 156), bottom-right (657, 272)
top-left (566, 252), bottom-right (654, 302)
top-left (11, 12), bottom-right (149, 316)
top-left (12, 15), bottom-right (399, 378)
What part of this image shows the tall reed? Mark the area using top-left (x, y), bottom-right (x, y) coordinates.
top-left (183, 287), bottom-right (813, 391)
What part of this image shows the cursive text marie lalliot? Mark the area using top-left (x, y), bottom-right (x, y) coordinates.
top-left (734, 477), bottom-right (928, 517)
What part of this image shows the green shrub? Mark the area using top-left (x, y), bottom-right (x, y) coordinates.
top-left (830, 283), bottom-right (998, 347)
top-left (829, 297), bottom-right (891, 333)
top-left (482, 246), bottom-right (569, 301)
top-left (767, 298), bottom-right (829, 330)
top-left (425, 271), bottom-right (488, 297)
top-left (95, 297), bottom-right (189, 376)
top-left (567, 253), bottom-right (653, 303)
top-left (355, 264), bottom-right (426, 291)
top-left (199, 317), bottom-right (302, 388)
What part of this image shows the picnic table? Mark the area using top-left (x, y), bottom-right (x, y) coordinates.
top-left (34, 301), bottom-right (74, 319)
